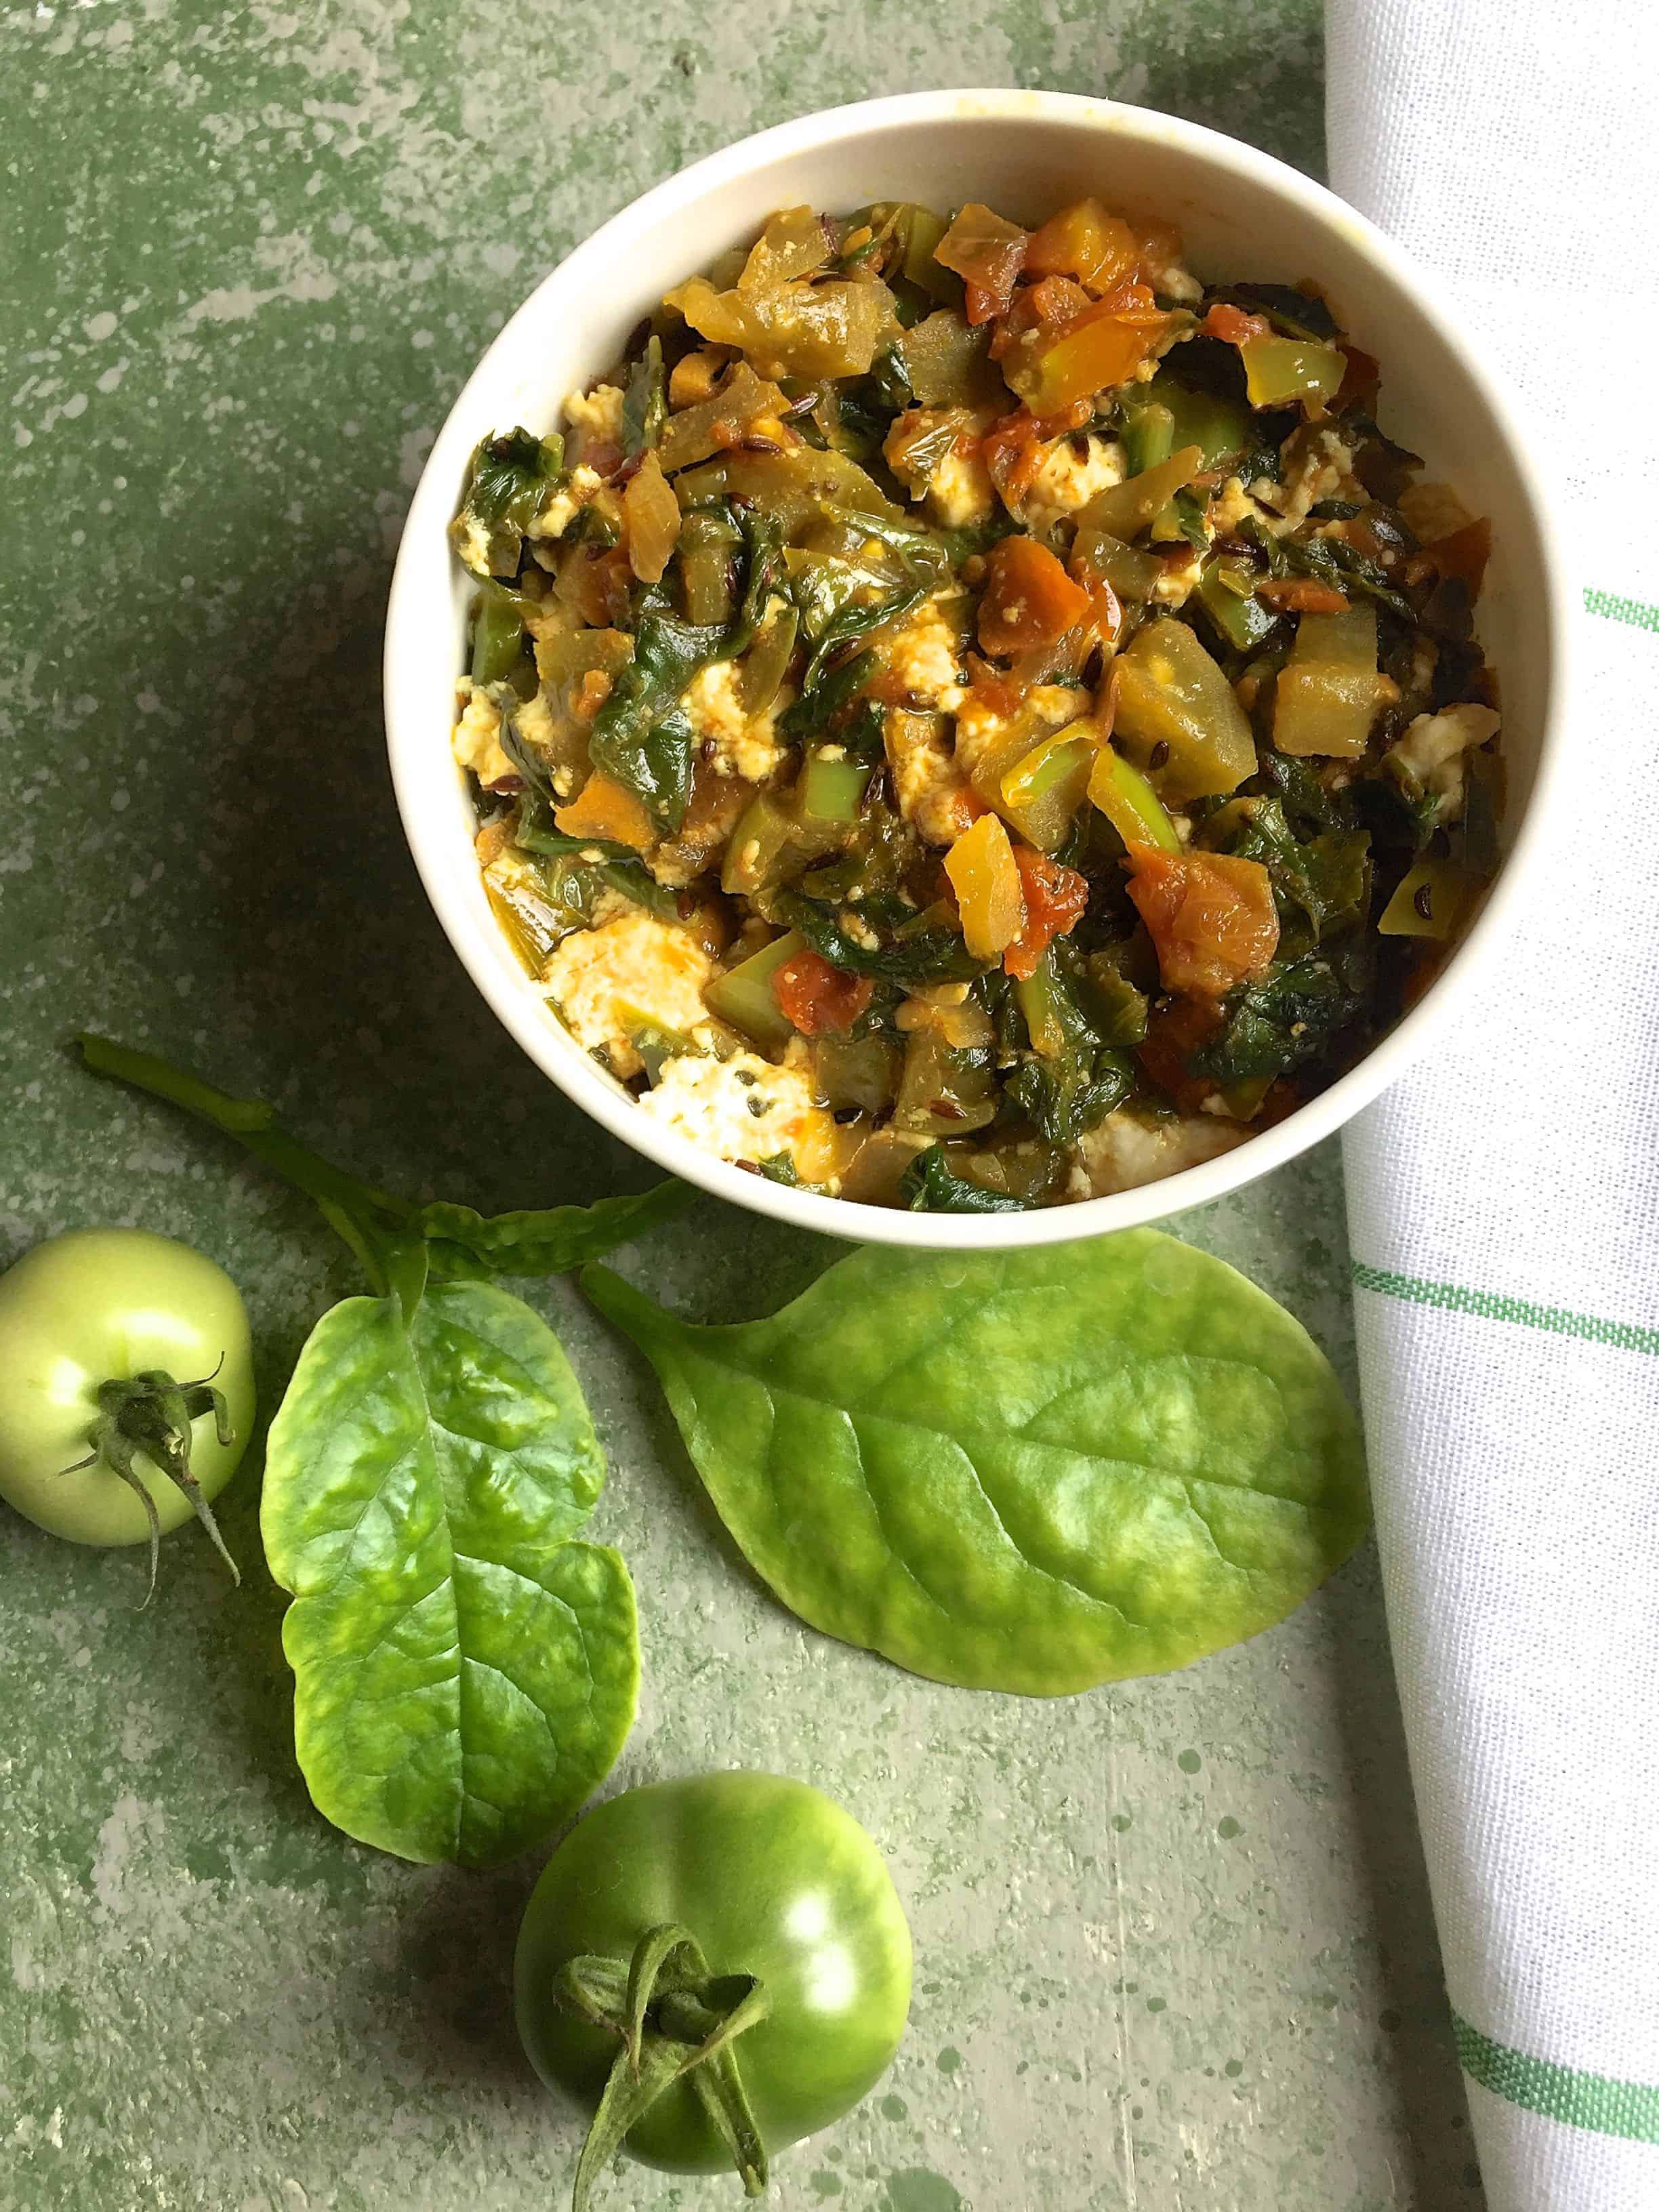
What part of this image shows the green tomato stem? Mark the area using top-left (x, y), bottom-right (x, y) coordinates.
top-left (77, 1034), bottom-right (414, 1290)
top-left (64, 1366), bottom-right (240, 1603)
top-left (555, 1921), bottom-right (771, 2209)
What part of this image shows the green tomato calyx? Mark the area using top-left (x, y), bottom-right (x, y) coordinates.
top-left (64, 1366), bottom-right (241, 1603)
top-left (556, 1921), bottom-right (771, 2207)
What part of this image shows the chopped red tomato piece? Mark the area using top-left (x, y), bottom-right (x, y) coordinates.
top-left (1003, 846), bottom-right (1089, 980)
top-left (977, 537), bottom-right (1092, 657)
top-left (1425, 517), bottom-right (1492, 594)
top-left (772, 949), bottom-right (874, 1036)
top-left (1200, 302), bottom-right (1270, 344)
top-left (1124, 844), bottom-right (1279, 998)
top-left (1337, 343), bottom-right (1381, 407)
top-left (1024, 200), bottom-right (1142, 295)
top-left (935, 203), bottom-right (1029, 325)
top-left (1255, 576), bottom-right (1350, 615)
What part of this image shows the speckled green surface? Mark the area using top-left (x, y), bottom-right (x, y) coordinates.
top-left (0, 5), bottom-right (1481, 2207)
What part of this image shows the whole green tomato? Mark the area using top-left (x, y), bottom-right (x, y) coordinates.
top-left (515, 1771), bottom-right (912, 2204)
top-left (0, 1228), bottom-right (253, 1582)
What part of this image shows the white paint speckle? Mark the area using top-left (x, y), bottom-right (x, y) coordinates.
top-left (83, 310), bottom-right (119, 342)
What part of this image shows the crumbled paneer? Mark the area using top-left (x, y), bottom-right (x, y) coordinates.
top-left (884, 709), bottom-right (975, 846)
top-left (527, 463), bottom-right (602, 544)
top-left (1208, 474), bottom-right (1280, 536)
top-left (451, 680), bottom-right (515, 785)
top-left (509, 688), bottom-right (579, 798)
top-left (884, 407), bottom-right (997, 529)
top-left (1150, 549), bottom-right (1205, 608)
top-left (454, 513), bottom-right (493, 575)
top-left (884, 593), bottom-right (968, 711)
top-left (1261, 430), bottom-right (1358, 529)
top-left (565, 384), bottom-right (626, 443)
top-left (638, 1043), bottom-right (840, 1183)
top-left (1021, 435), bottom-right (1126, 536)
top-left (1385, 702), bottom-right (1501, 822)
top-left (541, 907), bottom-right (719, 1081)
top-left (952, 684), bottom-right (1092, 783)
top-left (1143, 253), bottom-right (1204, 304)
top-left (681, 658), bottom-right (791, 781)
top-left (1073, 1109), bottom-right (1248, 1196)
top-left (926, 446), bottom-right (996, 529)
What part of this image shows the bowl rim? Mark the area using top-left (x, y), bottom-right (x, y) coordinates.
top-left (384, 85), bottom-right (1572, 1250)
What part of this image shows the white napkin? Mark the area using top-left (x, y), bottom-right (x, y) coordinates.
top-left (1327, 3), bottom-right (1659, 2204)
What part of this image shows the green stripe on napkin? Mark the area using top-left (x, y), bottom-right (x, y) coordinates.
top-left (1454, 2013), bottom-right (1659, 2142)
top-left (1350, 1263), bottom-right (1659, 1356)
top-left (1584, 587), bottom-right (1659, 632)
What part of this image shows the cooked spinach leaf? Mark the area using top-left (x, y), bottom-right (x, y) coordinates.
top-left (779, 647), bottom-right (880, 742)
top-left (901, 1145), bottom-right (1036, 1212)
top-left (1206, 797), bottom-right (1371, 957)
top-left (776, 889), bottom-right (985, 985)
top-left (1282, 531), bottom-right (1414, 622)
top-left (451, 428), bottom-right (566, 580)
top-left (1189, 938), bottom-right (1374, 1088)
top-left (514, 802), bottom-right (683, 924)
top-left (621, 335), bottom-right (667, 457)
top-left (587, 596), bottom-right (724, 834)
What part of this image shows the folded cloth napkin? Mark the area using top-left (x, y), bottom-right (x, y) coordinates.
top-left (1326, 2), bottom-right (1659, 2204)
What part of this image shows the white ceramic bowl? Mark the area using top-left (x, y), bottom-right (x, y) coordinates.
top-left (386, 88), bottom-right (1568, 1248)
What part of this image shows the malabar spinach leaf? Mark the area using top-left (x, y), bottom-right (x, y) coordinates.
top-left (583, 1235), bottom-right (1368, 1695)
top-left (264, 1281), bottom-right (637, 1866)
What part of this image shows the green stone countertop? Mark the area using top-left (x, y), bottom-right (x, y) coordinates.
top-left (0, 5), bottom-right (1481, 2205)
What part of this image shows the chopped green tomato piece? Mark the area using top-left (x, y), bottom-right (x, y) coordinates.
top-left (738, 205), bottom-right (831, 293)
top-left (1088, 745), bottom-right (1181, 854)
top-left (899, 205), bottom-right (956, 298)
top-left (1112, 618), bottom-right (1258, 801)
top-left (1077, 446), bottom-right (1204, 542)
top-left (970, 713), bottom-right (1097, 853)
top-left (1239, 335), bottom-right (1345, 409)
top-left (657, 364), bottom-right (788, 477)
top-left (673, 447), bottom-right (904, 535)
top-left (800, 749), bottom-right (874, 827)
top-left (1120, 400), bottom-right (1174, 477)
top-left (813, 1032), bottom-right (901, 1115)
top-left (676, 506), bottom-right (742, 627)
top-left (1195, 556), bottom-right (1282, 653)
top-left (1378, 858), bottom-right (1480, 940)
top-left (720, 792), bottom-right (797, 898)
top-left (897, 309), bottom-right (996, 406)
top-left (1219, 1073), bottom-right (1276, 1120)
top-left (954, 1139), bottom-right (1067, 1205)
top-left (1013, 949), bottom-right (1071, 1059)
top-left (837, 1127), bottom-right (935, 1205)
top-left (945, 813), bottom-right (1025, 960)
top-left (702, 933), bottom-right (803, 1049)
top-left (892, 1031), bottom-right (999, 1137)
top-left (1273, 604), bottom-right (1386, 759)
top-left (737, 598), bottom-right (800, 714)
top-left (1000, 726), bottom-right (1095, 812)
top-left (1150, 376), bottom-right (1252, 468)
top-left (619, 1010), bottom-right (707, 1084)
top-left (1073, 527), bottom-right (1165, 604)
top-left (470, 583), bottom-right (531, 687)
